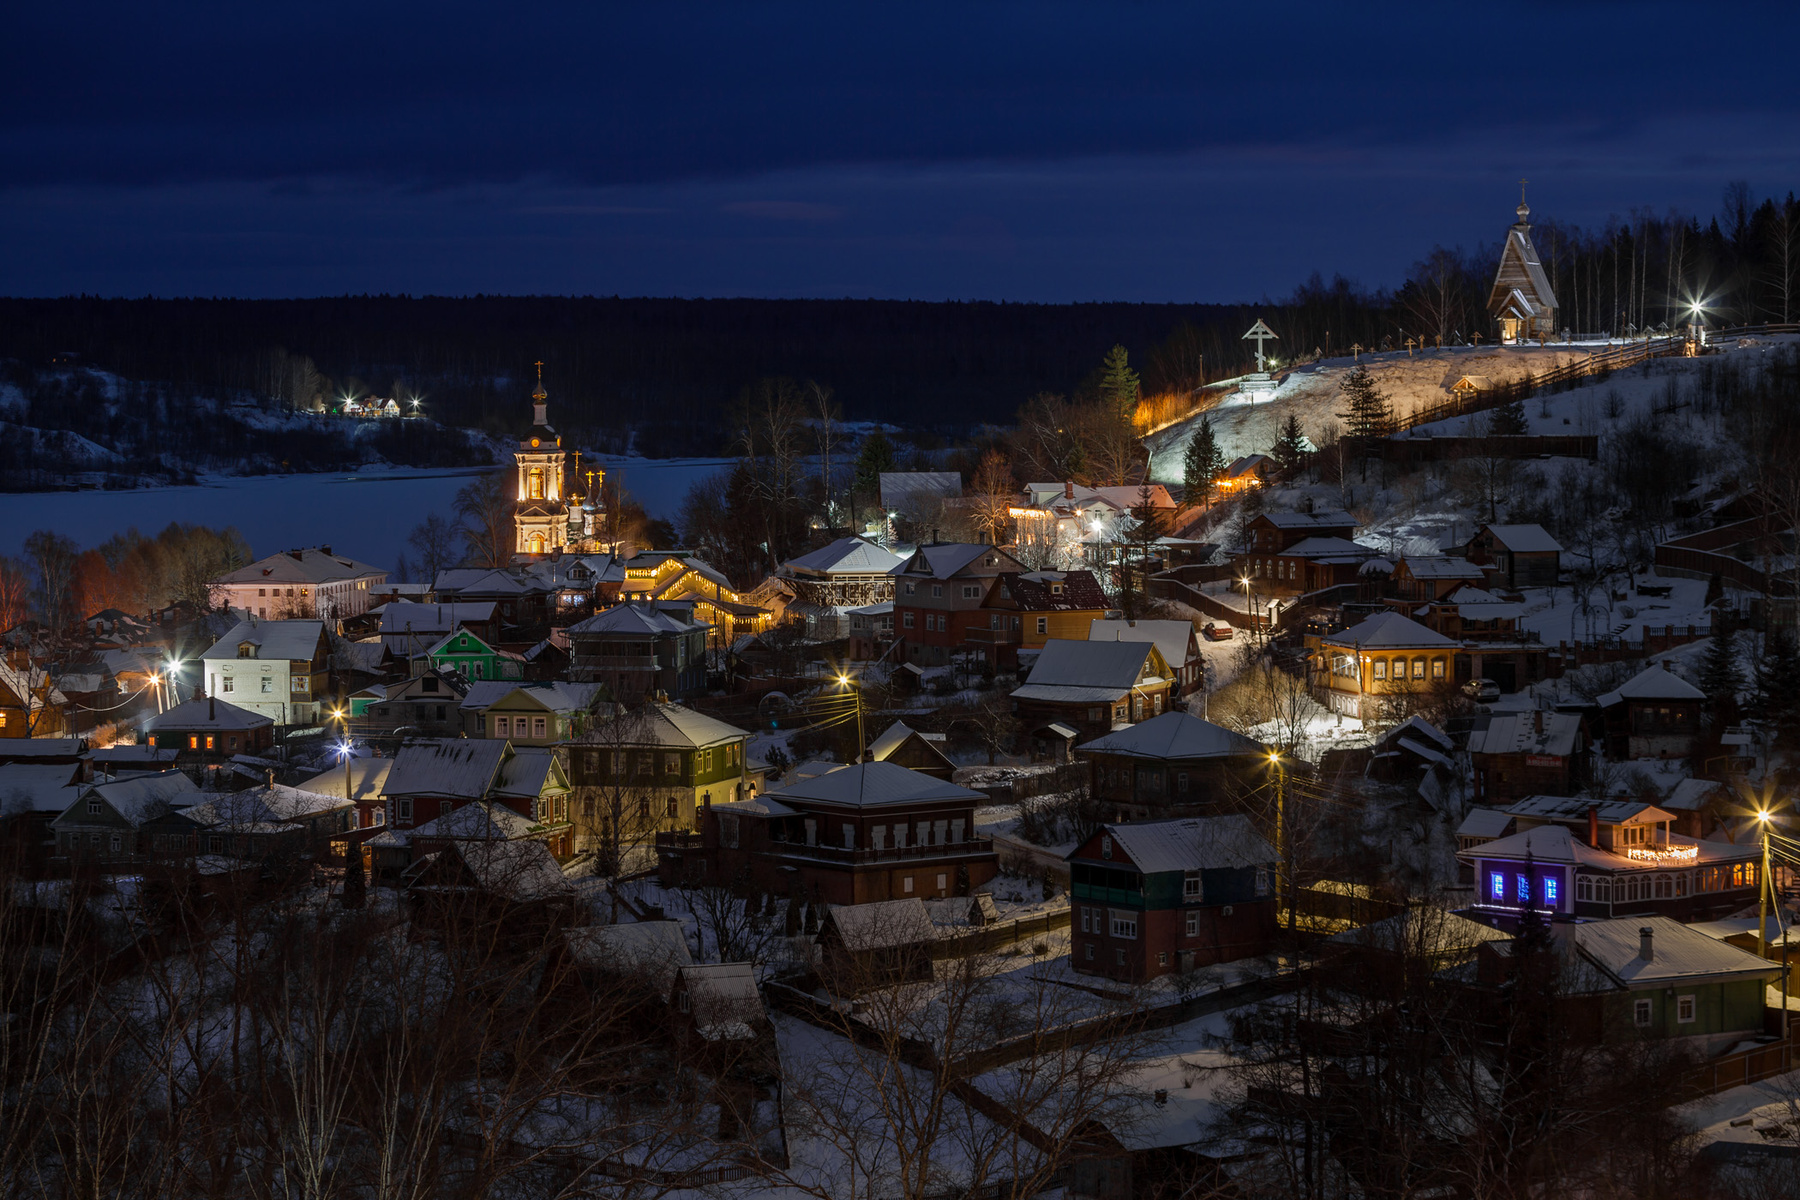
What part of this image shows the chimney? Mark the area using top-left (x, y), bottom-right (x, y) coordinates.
top-left (266, 768), bottom-right (275, 788)
top-left (1534, 709), bottom-right (1543, 736)
top-left (1588, 805), bottom-right (1598, 848)
top-left (209, 694), bottom-right (216, 721)
top-left (1064, 480), bottom-right (1074, 500)
top-left (1638, 926), bottom-right (1654, 962)
top-left (321, 545), bottom-right (331, 556)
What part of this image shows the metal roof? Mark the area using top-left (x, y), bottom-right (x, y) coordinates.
top-left (766, 760), bottom-right (984, 809)
top-left (1467, 712), bottom-right (1581, 758)
top-left (1506, 795), bottom-right (1673, 825)
top-left (1017, 638), bottom-right (1160, 691)
top-left (295, 758), bottom-right (392, 803)
top-left (1076, 710), bottom-right (1265, 761)
top-left (1398, 556), bottom-right (1486, 579)
top-left (202, 619), bottom-right (327, 663)
top-left (782, 536), bottom-right (906, 577)
top-left (824, 897), bottom-right (938, 951)
top-left (383, 738), bottom-right (509, 800)
top-left (1574, 916), bottom-right (1777, 988)
top-left (1319, 611), bottom-right (1456, 650)
top-left (217, 547), bottom-right (383, 586)
top-left (55, 770), bottom-right (200, 826)
top-left (145, 696), bottom-right (272, 731)
top-left (451, 838), bottom-right (572, 902)
top-left (1076, 815), bottom-right (1276, 875)
top-left (566, 602), bottom-right (708, 636)
top-left (1086, 617), bottom-right (1198, 670)
top-left (1455, 808), bottom-right (1516, 839)
top-left (1596, 663), bottom-right (1706, 706)
top-left (377, 602), bottom-right (498, 637)
top-left (0, 762), bottom-right (81, 813)
top-left (493, 746), bottom-right (567, 798)
top-left (563, 921), bottom-right (693, 987)
top-left (1481, 524), bottom-right (1564, 554)
top-left (896, 543), bottom-right (1019, 580)
top-left (582, 702), bottom-right (749, 750)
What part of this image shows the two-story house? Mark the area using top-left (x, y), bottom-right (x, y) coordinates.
top-left (1459, 523), bottom-right (1562, 588)
top-left (892, 543), bottom-right (1027, 667)
top-left (1087, 618), bottom-right (1205, 696)
top-left (1010, 638), bottom-right (1175, 744)
top-left (50, 770), bottom-right (200, 862)
top-left (571, 703), bottom-right (760, 850)
top-left (1597, 663), bottom-right (1705, 760)
top-left (1075, 711), bottom-right (1271, 822)
top-left (355, 669), bottom-right (468, 739)
top-left (201, 619), bottom-right (332, 726)
top-left (377, 601), bottom-right (501, 657)
top-left (1467, 709), bottom-right (1586, 803)
top-left (1312, 611), bottom-right (1458, 722)
top-left (778, 537), bottom-right (906, 640)
top-left (566, 601), bottom-right (711, 702)
top-left (365, 737), bottom-right (573, 870)
top-left (968, 569), bottom-right (1111, 668)
top-left (431, 568), bottom-right (552, 631)
top-left (1067, 816), bottom-right (1278, 983)
top-left (1458, 796), bottom-right (1761, 926)
top-left (213, 546), bottom-right (387, 621)
top-left (1390, 556), bottom-right (1488, 602)
top-left (657, 760), bottom-right (997, 906)
top-left (472, 682), bottom-right (604, 745)
top-left (427, 627), bottom-right (525, 683)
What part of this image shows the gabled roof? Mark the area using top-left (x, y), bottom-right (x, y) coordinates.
top-left (1480, 524), bottom-right (1564, 554)
top-left (1014, 638), bottom-right (1161, 694)
top-left (295, 757), bottom-right (392, 803)
top-left (896, 543), bottom-right (1020, 580)
top-left (566, 602), bottom-right (709, 636)
top-left (451, 838), bottom-right (572, 902)
top-left (1596, 664), bottom-right (1706, 706)
top-left (0, 762), bottom-right (82, 814)
top-left (1506, 795), bottom-right (1674, 826)
top-left (824, 897), bottom-right (938, 951)
top-left (407, 799), bottom-right (540, 840)
top-left (1222, 454), bottom-right (1275, 479)
top-left (992, 570), bottom-right (1110, 612)
top-left (382, 738), bottom-right (509, 800)
top-left (0, 737), bottom-right (84, 760)
top-left (493, 746), bottom-right (567, 799)
top-left (183, 783), bottom-right (352, 828)
top-left (766, 760), bottom-right (984, 809)
top-left (378, 602), bottom-right (499, 637)
top-left (202, 619), bottom-right (327, 663)
top-left (145, 696), bottom-right (273, 732)
top-left (1319, 611), bottom-right (1456, 650)
top-left (217, 547), bottom-right (383, 586)
top-left (1321, 905), bottom-right (1511, 957)
top-left (676, 962), bottom-right (764, 1038)
top-left (482, 681), bottom-right (603, 715)
top-left (459, 681), bottom-right (522, 712)
top-left (581, 702), bottom-right (749, 750)
top-left (1663, 778), bottom-right (1729, 812)
top-left (563, 921), bottom-right (694, 988)
top-left (432, 568), bottom-right (532, 596)
top-left (1088, 619), bottom-right (1197, 673)
top-left (782, 537), bottom-right (907, 577)
top-left (1573, 916), bottom-right (1776, 989)
top-left (1074, 815), bottom-right (1276, 875)
top-left (1455, 808), bottom-right (1516, 840)
top-left (428, 627), bottom-right (500, 657)
top-left (878, 471), bottom-right (961, 511)
top-left (1467, 712), bottom-right (1581, 758)
top-left (1377, 715), bottom-right (1454, 753)
top-left (1076, 710), bottom-right (1265, 761)
top-left (56, 770), bottom-right (199, 827)
top-left (1275, 536), bottom-right (1381, 560)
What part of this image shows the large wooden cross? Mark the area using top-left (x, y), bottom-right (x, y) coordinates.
top-left (1242, 319), bottom-right (1279, 372)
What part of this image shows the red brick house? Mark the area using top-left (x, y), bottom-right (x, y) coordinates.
top-left (365, 737), bottom-right (573, 873)
top-left (1067, 816), bottom-right (1278, 983)
top-left (893, 544), bottom-right (1026, 667)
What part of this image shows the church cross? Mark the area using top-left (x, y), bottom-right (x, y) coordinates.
top-left (1242, 319), bottom-right (1279, 372)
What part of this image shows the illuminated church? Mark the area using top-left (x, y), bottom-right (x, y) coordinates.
top-left (514, 363), bottom-right (606, 557)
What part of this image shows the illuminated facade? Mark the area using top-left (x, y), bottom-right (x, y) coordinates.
top-left (514, 362), bottom-right (606, 557)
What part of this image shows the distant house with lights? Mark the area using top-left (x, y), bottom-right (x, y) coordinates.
top-left (213, 546), bottom-right (387, 621)
top-left (1217, 454), bottom-right (1275, 492)
top-left (617, 552), bottom-right (783, 643)
top-left (1457, 795), bottom-right (1761, 926)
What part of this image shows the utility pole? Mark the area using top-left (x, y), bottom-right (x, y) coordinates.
top-left (1271, 751), bottom-right (1293, 935)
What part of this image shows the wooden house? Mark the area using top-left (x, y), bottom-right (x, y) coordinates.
top-left (1075, 711), bottom-right (1271, 823)
top-left (1011, 638), bottom-right (1175, 743)
top-left (816, 897), bottom-right (939, 992)
top-left (1460, 524), bottom-right (1562, 589)
top-left (1390, 556), bottom-right (1488, 602)
top-left (1087, 618), bottom-right (1205, 696)
top-left (1596, 664), bottom-right (1705, 760)
top-left (49, 770), bottom-right (200, 863)
top-left (1467, 709), bottom-right (1586, 803)
top-left (866, 720), bottom-right (955, 780)
top-left (970, 569), bottom-right (1111, 669)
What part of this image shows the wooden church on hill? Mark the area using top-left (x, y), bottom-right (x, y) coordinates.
top-left (1487, 189), bottom-right (1559, 344)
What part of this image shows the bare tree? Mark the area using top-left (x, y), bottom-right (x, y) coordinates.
top-left (967, 448), bottom-right (1017, 546)
top-left (455, 471), bottom-right (515, 568)
top-left (406, 514), bottom-right (461, 582)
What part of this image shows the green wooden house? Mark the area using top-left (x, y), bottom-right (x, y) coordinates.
top-left (1567, 916), bottom-right (1779, 1051)
top-left (570, 703), bottom-right (763, 845)
top-left (428, 628), bottom-right (525, 682)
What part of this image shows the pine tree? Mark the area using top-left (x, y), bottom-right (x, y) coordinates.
top-left (1487, 395), bottom-right (1529, 436)
top-left (1099, 344), bottom-right (1140, 419)
top-left (852, 430), bottom-right (897, 496)
top-left (1699, 623), bottom-right (1743, 713)
top-left (1272, 413), bottom-right (1307, 477)
top-left (1182, 416), bottom-right (1225, 505)
top-left (1753, 630), bottom-right (1800, 738)
top-left (1336, 363), bottom-right (1393, 480)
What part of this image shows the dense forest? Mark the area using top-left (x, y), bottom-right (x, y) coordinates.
top-left (1, 183), bottom-right (1792, 463)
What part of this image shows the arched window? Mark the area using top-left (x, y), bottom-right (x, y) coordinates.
top-left (529, 470), bottom-right (545, 499)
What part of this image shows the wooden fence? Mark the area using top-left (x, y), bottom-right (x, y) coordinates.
top-left (1394, 336), bottom-right (1685, 433)
top-left (1381, 433), bottom-right (1600, 464)
top-left (932, 905), bottom-right (1072, 959)
top-left (1680, 1018), bottom-right (1800, 1097)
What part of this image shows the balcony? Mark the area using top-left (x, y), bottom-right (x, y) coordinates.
top-left (655, 830), bottom-right (995, 867)
top-left (965, 626), bottom-right (1022, 647)
top-left (571, 654), bottom-right (660, 672)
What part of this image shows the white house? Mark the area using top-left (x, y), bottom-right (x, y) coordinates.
top-left (213, 547), bottom-right (388, 621)
top-left (201, 619), bottom-right (332, 726)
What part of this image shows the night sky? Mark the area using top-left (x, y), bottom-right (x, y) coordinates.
top-left (4, 1), bottom-right (1795, 302)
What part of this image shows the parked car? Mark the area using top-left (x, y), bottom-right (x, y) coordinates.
top-left (1203, 621), bottom-right (1234, 642)
top-left (1463, 677), bottom-right (1501, 702)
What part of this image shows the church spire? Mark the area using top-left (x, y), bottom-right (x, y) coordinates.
top-left (1515, 177), bottom-right (1531, 225)
top-left (531, 360), bottom-right (550, 428)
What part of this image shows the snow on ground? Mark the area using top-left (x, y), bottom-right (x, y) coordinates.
top-left (1146, 343), bottom-right (1598, 479)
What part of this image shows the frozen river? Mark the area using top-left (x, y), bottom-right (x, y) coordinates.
top-left (0, 456), bottom-right (729, 571)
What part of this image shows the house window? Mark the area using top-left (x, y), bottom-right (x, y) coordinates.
top-left (109, 834), bottom-right (122, 853)
top-left (1677, 995), bottom-right (1696, 1024)
top-left (1634, 998), bottom-right (1653, 1027)
top-left (931, 585), bottom-right (943, 597)
top-left (1542, 876), bottom-right (1558, 907)
top-left (903, 612), bottom-right (915, 629)
top-left (533, 717), bottom-right (547, 738)
top-left (222, 676), bottom-right (235, 693)
top-left (188, 735), bottom-right (199, 750)
top-left (261, 678), bottom-right (272, 693)
top-left (1516, 874), bottom-right (1531, 904)
top-left (1412, 658), bottom-right (1426, 680)
top-left (1036, 617), bottom-right (1047, 635)
top-left (1101, 835), bottom-right (1112, 859)
top-left (903, 876), bottom-right (914, 893)
top-left (1577, 874), bottom-right (1595, 902)
top-left (1490, 872), bottom-right (1505, 902)
top-left (1183, 872), bottom-right (1203, 900)
top-left (904, 583), bottom-right (915, 595)
top-left (87, 798), bottom-right (102, 815)
top-left (963, 585), bottom-right (981, 599)
top-left (1185, 911), bottom-right (1199, 936)
top-left (637, 754), bottom-right (652, 775)
top-left (208, 835), bottom-right (221, 853)
top-left (1431, 658), bottom-right (1445, 680)
top-left (1255, 868), bottom-right (1271, 896)
top-left (667, 797), bottom-right (678, 818)
top-left (291, 677), bottom-right (307, 694)
top-left (1081, 907), bottom-right (1091, 933)
top-left (1158, 952), bottom-right (1168, 966)
top-left (664, 754), bottom-right (679, 775)
top-left (495, 717), bottom-right (509, 736)
top-left (1109, 911), bottom-right (1138, 939)
top-left (637, 797), bottom-right (650, 818)
top-left (1373, 659), bottom-right (1387, 680)
top-left (1116, 948), bottom-right (1126, 966)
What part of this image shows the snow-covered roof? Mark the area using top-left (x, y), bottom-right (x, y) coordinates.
top-left (676, 963), bottom-right (764, 1038)
top-left (1253, 510), bottom-right (1356, 530)
top-left (0, 762), bottom-right (82, 814)
top-left (566, 602), bottom-right (708, 636)
top-left (895, 543), bottom-right (1018, 580)
top-left (182, 783), bottom-right (352, 828)
top-left (0, 737), bottom-right (84, 759)
top-left (1663, 778), bottom-right (1729, 812)
top-left (1506, 795), bottom-right (1674, 826)
top-left (581, 702), bottom-right (748, 750)
top-left (407, 799), bottom-right (540, 841)
top-left (1459, 823), bottom-right (1613, 867)
top-left (563, 921), bottom-right (694, 987)
top-left (1076, 710), bottom-right (1265, 761)
top-left (1596, 663), bottom-right (1706, 707)
top-left (1087, 619), bottom-right (1195, 672)
top-left (1322, 905), bottom-right (1511, 957)
top-left (493, 746), bottom-right (566, 799)
top-left (458, 681), bottom-right (520, 712)
top-left (295, 757), bottom-right (392, 803)
top-left (1573, 916), bottom-right (1777, 989)
top-left (1481, 524), bottom-right (1564, 554)
top-left (1319, 611), bottom-right (1455, 650)
top-left (432, 568), bottom-right (532, 596)
top-left (1378, 716), bottom-right (1454, 753)
top-left (217, 547), bottom-right (383, 586)
top-left (145, 695), bottom-right (272, 732)
top-left (1077, 815), bottom-right (1276, 875)
top-left (202, 619), bottom-right (326, 663)
top-left (1398, 556), bottom-right (1486, 580)
top-left (383, 738), bottom-right (509, 800)
top-left (451, 837), bottom-right (572, 902)
top-left (767, 761), bottom-right (984, 809)
top-left (1275, 536), bottom-right (1381, 561)
top-left (824, 897), bottom-right (938, 951)
top-left (867, 720), bottom-right (925, 762)
top-left (1467, 711), bottom-right (1581, 758)
top-left (482, 681), bottom-right (603, 715)
top-left (782, 536), bottom-right (906, 577)
top-left (57, 770), bottom-right (199, 826)
top-left (1455, 808), bottom-right (1515, 840)
top-left (1013, 638), bottom-right (1159, 695)
top-left (378, 602), bottom-right (498, 637)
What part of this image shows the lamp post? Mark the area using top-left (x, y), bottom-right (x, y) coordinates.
top-left (838, 672), bottom-right (867, 763)
top-left (1758, 809), bottom-right (1790, 1038)
top-left (1270, 749), bottom-right (1293, 935)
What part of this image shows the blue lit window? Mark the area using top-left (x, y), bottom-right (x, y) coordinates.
top-left (1490, 872), bottom-right (1505, 901)
top-left (1543, 877), bottom-right (1558, 906)
top-left (1516, 875), bottom-right (1531, 903)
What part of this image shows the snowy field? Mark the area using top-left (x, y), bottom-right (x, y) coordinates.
top-left (0, 455), bottom-right (734, 567)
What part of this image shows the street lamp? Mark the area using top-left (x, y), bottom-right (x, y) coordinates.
top-left (838, 672), bottom-right (867, 762)
top-left (334, 736), bottom-right (354, 801)
top-left (1269, 750), bottom-right (1292, 934)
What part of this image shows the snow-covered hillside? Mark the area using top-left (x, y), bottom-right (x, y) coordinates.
top-left (1147, 343), bottom-right (1603, 480)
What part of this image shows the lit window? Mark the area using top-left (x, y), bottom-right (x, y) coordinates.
top-left (1543, 876), bottom-right (1558, 906)
top-left (1516, 874), bottom-right (1531, 903)
top-left (1373, 659), bottom-right (1387, 680)
top-left (1490, 872), bottom-right (1505, 901)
